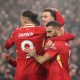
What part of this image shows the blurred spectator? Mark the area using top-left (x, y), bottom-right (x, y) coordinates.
top-left (70, 64), bottom-right (78, 80)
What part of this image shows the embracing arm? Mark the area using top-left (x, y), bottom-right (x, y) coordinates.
top-left (27, 48), bottom-right (57, 64)
top-left (33, 53), bottom-right (51, 64)
top-left (52, 32), bottom-right (75, 41)
top-left (55, 9), bottom-right (65, 26)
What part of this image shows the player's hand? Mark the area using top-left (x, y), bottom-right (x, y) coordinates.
top-left (2, 54), bottom-right (11, 62)
top-left (25, 48), bottom-right (36, 57)
top-left (45, 40), bottom-right (53, 49)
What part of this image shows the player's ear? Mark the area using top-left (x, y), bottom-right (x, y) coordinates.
top-left (25, 21), bottom-right (27, 24)
top-left (55, 27), bottom-right (59, 33)
top-left (56, 27), bottom-right (60, 31)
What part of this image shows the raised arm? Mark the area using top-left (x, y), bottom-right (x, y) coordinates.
top-left (55, 9), bottom-right (65, 26)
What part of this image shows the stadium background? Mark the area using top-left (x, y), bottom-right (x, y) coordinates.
top-left (0, 0), bottom-right (80, 80)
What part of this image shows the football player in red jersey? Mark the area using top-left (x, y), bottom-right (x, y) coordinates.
top-left (4, 10), bottom-right (46, 80)
top-left (27, 21), bottom-right (71, 80)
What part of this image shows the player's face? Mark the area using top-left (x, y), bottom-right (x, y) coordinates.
top-left (41, 12), bottom-right (54, 26)
top-left (46, 26), bottom-right (56, 38)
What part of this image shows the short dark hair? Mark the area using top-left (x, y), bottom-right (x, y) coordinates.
top-left (46, 21), bottom-right (60, 27)
top-left (43, 8), bottom-right (56, 20)
top-left (22, 10), bottom-right (40, 26)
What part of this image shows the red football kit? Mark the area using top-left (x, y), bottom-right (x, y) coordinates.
top-left (5, 27), bottom-right (74, 80)
top-left (44, 41), bottom-right (71, 80)
top-left (5, 32), bottom-right (75, 68)
top-left (4, 9), bottom-right (75, 69)
top-left (5, 26), bottom-right (46, 80)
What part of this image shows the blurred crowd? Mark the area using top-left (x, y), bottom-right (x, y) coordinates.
top-left (0, 0), bottom-right (80, 80)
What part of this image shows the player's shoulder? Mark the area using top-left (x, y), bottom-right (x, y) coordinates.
top-left (14, 27), bottom-right (24, 32)
top-left (13, 26), bottom-right (46, 34)
top-left (55, 41), bottom-right (69, 48)
top-left (54, 41), bottom-right (66, 46)
top-left (11, 28), bottom-right (21, 35)
top-left (55, 41), bottom-right (66, 44)
top-left (34, 26), bottom-right (46, 34)
top-left (13, 28), bottom-right (19, 33)
top-left (35, 26), bottom-right (46, 30)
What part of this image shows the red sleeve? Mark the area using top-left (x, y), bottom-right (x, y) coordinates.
top-left (55, 10), bottom-right (64, 27)
top-left (51, 33), bottom-right (75, 41)
top-left (4, 32), bottom-right (14, 49)
top-left (46, 48), bottom-right (58, 58)
top-left (8, 58), bottom-right (17, 67)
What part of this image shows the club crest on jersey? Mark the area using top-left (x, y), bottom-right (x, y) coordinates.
top-left (44, 43), bottom-right (57, 50)
top-left (50, 43), bottom-right (57, 50)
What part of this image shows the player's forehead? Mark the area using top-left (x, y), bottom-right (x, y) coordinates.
top-left (41, 12), bottom-right (51, 17)
top-left (46, 26), bottom-right (54, 31)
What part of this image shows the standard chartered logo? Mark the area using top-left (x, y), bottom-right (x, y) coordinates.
top-left (21, 40), bottom-right (34, 52)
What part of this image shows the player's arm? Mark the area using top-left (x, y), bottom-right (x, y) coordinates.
top-left (4, 32), bottom-right (15, 49)
top-left (45, 32), bottom-right (75, 48)
top-left (8, 57), bottom-right (17, 67)
top-left (4, 38), bottom-right (14, 49)
top-left (51, 32), bottom-right (75, 41)
top-left (2, 54), bottom-right (17, 67)
top-left (32, 53), bottom-right (51, 64)
top-left (55, 9), bottom-right (65, 26)
top-left (27, 48), bottom-right (58, 64)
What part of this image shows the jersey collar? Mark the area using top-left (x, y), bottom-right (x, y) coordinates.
top-left (23, 24), bottom-right (35, 28)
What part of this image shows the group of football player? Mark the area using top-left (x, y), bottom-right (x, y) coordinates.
top-left (3, 8), bottom-right (75, 80)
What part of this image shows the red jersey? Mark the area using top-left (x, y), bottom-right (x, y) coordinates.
top-left (5, 32), bottom-right (75, 68)
top-left (44, 41), bottom-right (71, 80)
top-left (5, 27), bottom-right (46, 75)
